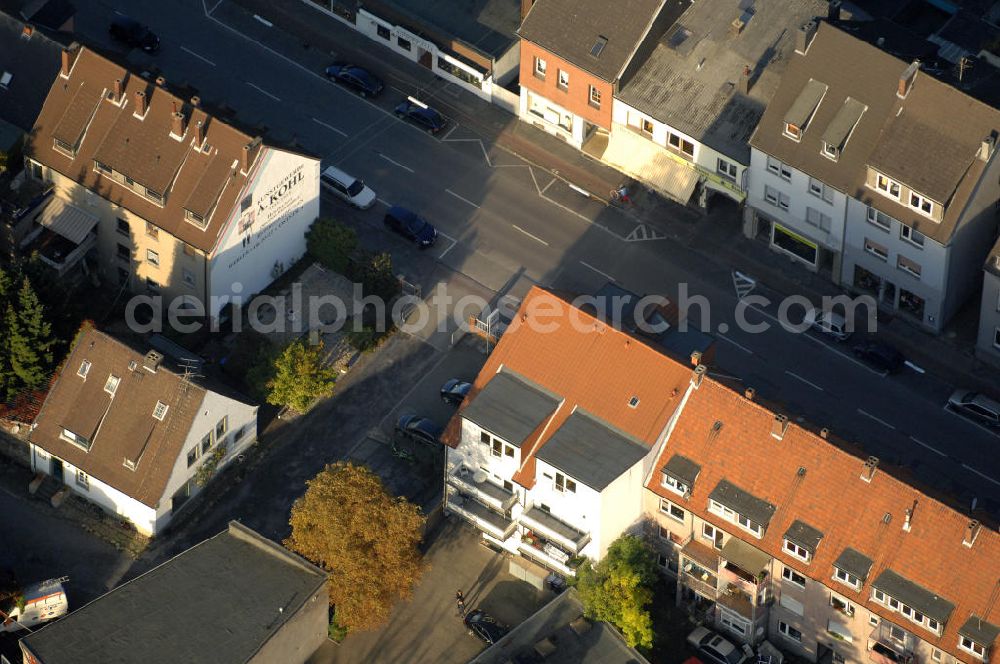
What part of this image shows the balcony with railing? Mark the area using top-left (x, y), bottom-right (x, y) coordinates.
top-left (447, 467), bottom-right (516, 512)
top-left (717, 584), bottom-right (754, 616)
top-left (868, 625), bottom-right (917, 664)
top-left (26, 228), bottom-right (97, 276)
top-left (446, 489), bottom-right (515, 541)
top-left (519, 506), bottom-right (590, 553)
top-left (518, 533), bottom-right (578, 576)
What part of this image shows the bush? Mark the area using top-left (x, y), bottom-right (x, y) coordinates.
top-left (307, 218), bottom-right (357, 274)
top-left (346, 325), bottom-right (393, 353)
top-left (349, 251), bottom-right (400, 301)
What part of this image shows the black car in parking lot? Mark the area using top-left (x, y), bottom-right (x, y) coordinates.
top-left (384, 206), bottom-right (437, 247)
top-left (324, 63), bottom-right (384, 97)
top-left (109, 16), bottom-right (160, 52)
top-left (395, 415), bottom-right (442, 446)
top-left (464, 609), bottom-right (509, 646)
top-left (440, 379), bottom-right (472, 406)
top-left (395, 98), bottom-right (447, 133)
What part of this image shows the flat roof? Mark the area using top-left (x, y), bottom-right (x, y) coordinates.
top-left (461, 370), bottom-right (560, 447)
top-left (536, 410), bottom-right (649, 491)
top-left (375, 0), bottom-right (520, 59)
top-left (19, 522), bottom-right (328, 664)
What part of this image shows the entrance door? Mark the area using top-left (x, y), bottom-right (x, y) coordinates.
top-left (817, 643), bottom-right (834, 664)
top-left (417, 48), bottom-right (432, 69)
top-left (50, 458), bottom-right (64, 483)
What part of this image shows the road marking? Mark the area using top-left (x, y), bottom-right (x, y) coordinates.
top-left (208, 0), bottom-right (223, 13)
top-left (312, 117), bottom-right (348, 137)
top-left (445, 188), bottom-right (480, 208)
top-left (625, 224), bottom-right (666, 242)
top-left (909, 436), bottom-right (946, 457)
top-left (579, 260), bottom-right (615, 282)
top-left (785, 370), bottom-right (823, 391)
top-left (732, 271), bottom-right (756, 299)
top-left (903, 360), bottom-right (925, 374)
top-left (253, 14), bottom-right (273, 27)
top-left (857, 408), bottom-right (896, 430)
top-left (437, 232), bottom-right (458, 259)
top-left (568, 183), bottom-right (593, 197)
top-left (377, 152), bottom-right (414, 173)
top-left (718, 333), bottom-right (754, 355)
top-left (375, 197), bottom-right (391, 207)
top-left (961, 463), bottom-right (1000, 487)
top-left (180, 46), bottom-right (216, 67)
top-left (512, 224), bottom-right (549, 246)
top-left (246, 82), bottom-right (280, 102)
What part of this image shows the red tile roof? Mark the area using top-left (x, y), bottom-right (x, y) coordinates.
top-left (647, 379), bottom-right (999, 660)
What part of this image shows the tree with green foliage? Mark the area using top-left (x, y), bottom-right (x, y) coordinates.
top-left (574, 534), bottom-right (658, 648)
top-left (285, 462), bottom-right (427, 633)
top-left (265, 339), bottom-right (338, 412)
top-left (4, 278), bottom-right (55, 399)
top-left (306, 218), bottom-right (358, 274)
top-left (351, 251), bottom-right (400, 301)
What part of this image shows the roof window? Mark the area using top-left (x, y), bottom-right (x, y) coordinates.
top-left (590, 36), bottom-right (608, 58)
top-left (77, 360), bottom-right (91, 378)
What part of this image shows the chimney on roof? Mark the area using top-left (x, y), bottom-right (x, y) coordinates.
top-left (190, 95), bottom-right (201, 108)
top-left (820, 427), bottom-right (829, 439)
top-left (963, 519), bottom-right (981, 547)
top-left (171, 111), bottom-right (186, 138)
top-left (744, 387), bottom-right (755, 401)
top-left (828, 0), bottom-right (842, 21)
top-left (113, 78), bottom-right (123, 103)
top-left (795, 20), bottom-right (818, 55)
top-left (690, 350), bottom-right (702, 367)
top-left (877, 36), bottom-right (886, 48)
top-left (903, 500), bottom-right (917, 532)
top-left (155, 75), bottom-right (167, 88)
top-left (897, 60), bottom-right (919, 98)
top-left (860, 455), bottom-right (879, 483)
top-left (771, 414), bottom-right (789, 440)
top-left (134, 90), bottom-right (148, 117)
top-left (143, 350), bottom-right (164, 373)
top-left (60, 48), bottom-right (73, 77)
top-left (738, 64), bottom-right (751, 95)
top-left (691, 364), bottom-right (706, 389)
top-left (195, 119), bottom-right (206, 147)
top-left (241, 144), bottom-right (252, 173)
top-left (979, 133), bottom-right (996, 161)
top-left (22, 25), bottom-right (33, 39)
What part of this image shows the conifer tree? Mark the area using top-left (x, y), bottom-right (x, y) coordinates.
top-left (7, 278), bottom-right (55, 394)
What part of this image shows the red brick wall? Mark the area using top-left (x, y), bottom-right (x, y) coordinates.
top-left (519, 41), bottom-right (613, 130)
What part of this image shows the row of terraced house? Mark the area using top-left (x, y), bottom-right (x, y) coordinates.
top-left (442, 286), bottom-right (999, 664)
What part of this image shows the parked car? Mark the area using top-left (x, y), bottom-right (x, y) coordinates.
top-left (109, 16), bottom-right (159, 52)
top-left (464, 609), bottom-right (509, 646)
top-left (394, 97), bottom-right (447, 133)
top-left (395, 415), bottom-right (442, 445)
top-left (384, 206), bottom-right (437, 247)
top-left (803, 308), bottom-right (852, 341)
top-left (947, 389), bottom-right (1000, 427)
top-left (852, 341), bottom-right (905, 373)
top-left (686, 627), bottom-right (752, 664)
top-left (320, 165), bottom-right (376, 209)
top-left (440, 379), bottom-right (472, 406)
top-left (324, 63), bottom-right (384, 97)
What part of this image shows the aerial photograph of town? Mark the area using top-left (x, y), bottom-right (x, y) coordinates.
top-left (0, 0), bottom-right (998, 662)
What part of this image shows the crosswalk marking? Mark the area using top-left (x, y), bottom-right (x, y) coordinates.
top-left (732, 270), bottom-right (756, 299)
top-left (625, 224), bottom-right (666, 242)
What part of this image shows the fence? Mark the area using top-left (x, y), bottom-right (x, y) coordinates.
top-left (491, 85), bottom-right (519, 115)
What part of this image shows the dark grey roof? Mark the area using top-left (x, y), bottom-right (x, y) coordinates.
top-left (783, 519), bottom-right (824, 553)
top-left (462, 370), bottom-right (560, 447)
top-left (708, 479), bottom-right (776, 529)
top-left (0, 12), bottom-right (65, 131)
top-left (373, 0), bottom-right (520, 60)
top-left (872, 569), bottom-right (956, 624)
top-left (19, 522), bottom-right (328, 664)
top-left (785, 79), bottom-right (828, 128)
top-left (833, 547), bottom-right (873, 580)
top-left (959, 615), bottom-right (1000, 647)
top-left (468, 587), bottom-right (651, 664)
top-left (20, 0), bottom-right (76, 32)
top-left (536, 410), bottom-right (648, 491)
top-left (519, 0), bottom-right (667, 82)
top-left (662, 454), bottom-right (700, 486)
top-left (822, 97), bottom-right (867, 151)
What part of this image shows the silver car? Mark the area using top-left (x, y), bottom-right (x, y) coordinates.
top-left (948, 390), bottom-right (1000, 427)
top-left (803, 308), bottom-right (852, 341)
top-left (687, 626), bottom-right (752, 664)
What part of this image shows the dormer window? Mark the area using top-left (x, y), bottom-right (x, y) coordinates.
top-left (875, 173), bottom-right (901, 200)
top-left (53, 138), bottom-right (77, 158)
top-left (833, 567), bottom-right (861, 590)
top-left (908, 192), bottom-right (934, 217)
top-left (153, 401), bottom-right (169, 421)
top-left (784, 123), bottom-right (802, 140)
top-left (104, 374), bottom-right (120, 396)
top-left (783, 79), bottom-right (827, 142)
top-left (60, 428), bottom-right (90, 451)
top-left (960, 637), bottom-right (986, 660)
top-left (185, 209), bottom-right (206, 228)
top-left (77, 360), bottom-right (91, 378)
top-left (821, 97), bottom-right (866, 163)
top-left (661, 474), bottom-right (688, 495)
top-left (783, 539), bottom-right (811, 562)
top-left (823, 142), bottom-right (838, 160)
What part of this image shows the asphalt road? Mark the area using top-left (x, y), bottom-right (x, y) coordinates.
top-left (66, 0), bottom-right (999, 513)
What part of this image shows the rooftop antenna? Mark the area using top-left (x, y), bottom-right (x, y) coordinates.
top-left (958, 56), bottom-right (972, 82)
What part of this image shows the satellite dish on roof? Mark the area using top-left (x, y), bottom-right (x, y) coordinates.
top-left (473, 470), bottom-right (488, 484)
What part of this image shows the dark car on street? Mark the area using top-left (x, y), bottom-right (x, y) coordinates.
top-left (395, 97), bottom-right (447, 133)
top-left (109, 16), bottom-right (160, 52)
top-left (324, 63), bottom-right (384, 97)
top-left (852, 341), bottom-right (905, 373)
top-left (440, 379), bottom-right (472, 406)
top-left (395, 415), bottom-right (442, 446)
top-left (947, 390), bottom-right (1000, 427)
top-left (464, 609), bottom-right (509, 646)
top-left (384, 206), bottom-right (437, 247)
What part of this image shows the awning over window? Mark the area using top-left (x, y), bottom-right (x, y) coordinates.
top-left (36, 198), bottom-right (99, 244)
top-left (602, 128), bottom-right (699, 203)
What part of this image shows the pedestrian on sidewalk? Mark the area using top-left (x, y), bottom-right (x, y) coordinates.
top-left (455, 589), bottom-right (466, 616)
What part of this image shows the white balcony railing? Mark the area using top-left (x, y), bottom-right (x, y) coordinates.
top-left (519, 506), bottom-right (589, 553)
top-left (447, 468), bottom-right (516, 512)
top-left (446, 490), bottom-right (515, 541)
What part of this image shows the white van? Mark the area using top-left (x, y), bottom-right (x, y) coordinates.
top-left (1, 578), bottom-right (69, 632)
top-left (320, 165), bottom-right (376, 209)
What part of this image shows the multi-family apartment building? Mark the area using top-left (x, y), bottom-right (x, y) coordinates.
top-left (444, 286), bottom-right (998, 664)
top-left (975, 239), bottom-right (1000, 366)
top-left (24, 44), bottom-right (320, 323)
top-left (517, 0), bottom-right (677, 151)
top-left (746, 21), bottom-right (1000, 332)
top-left (27, 327), bottom-right (257, 535)
top-left (609, 0), bottom-right (826, 204)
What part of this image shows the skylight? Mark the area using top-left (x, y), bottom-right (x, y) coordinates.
top-left (590, 36), bottom-right (608, 58)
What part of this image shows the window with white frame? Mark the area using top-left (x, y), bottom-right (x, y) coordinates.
top-left (667, 131), bottom-right (694, 157)
top-left (778, 621), bottom-right (803, 642)
top-left (709, 500), bottom-right (763, 538)
top-left (557, 69), bottom-right (569, 89)
top-left (534, 57), bottom-right (546, 79)
top-left (806, 207), bottom-right (831, 232)
top-left (900, 225), bottom-right (925, 247)
top-left (659, 498), bottom-right (686, 523)
top-left (717, 158), bottom-right (737, 180)
top-left (702, 522), bottom-right (722, 548)
top-left (554, 472), bottom-right (576, 493)
top-left (783, 539), bottom-right (811, 562)
top-left (871, 588), bottom-right (943, 635)
top-left (808, 177), bottom-right (833, 203)
top-left (153, 401), bottom-right (169, 421)
top-left (897, 254), bottom-right (922, 279)
top-left (932, 649), bottom-right (942, 662)
top-left (764, 186), bottom-right (789, 211)
top-left (831, 593), bottom-right (855, 616)
top-left (782, 566), bottom-right (806, 587)
top-left (867, 206), bottom-right (893, 230)
top-left (833, 567), bottom-right (861, 590)
top-left (588, 85), bottom-right (601, 109)
top-left (959, 637), bottom-right (985, 659)
top-left (146, 249), bottom-right (160, 267)
top-left (909, 192), bottom-right (933, 217)
top-left (104, 374), bottom-right (120, 396)
top-left (864, 238), bottom-right (889, 261)
top-left (76, 470), bottom-right (89, 490)
top-left (876, 173), bottom-right (901, 200)
top-left (784, 123), bottom-right (802, 141)
top-left (77, 360), bottom-right (91, 378)
top-left (480, 431), bottom-right (491, 446)
top-left (766, 156), bottom-right (782, 176)
top-left (660, 473), bottom-right (688, 496)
